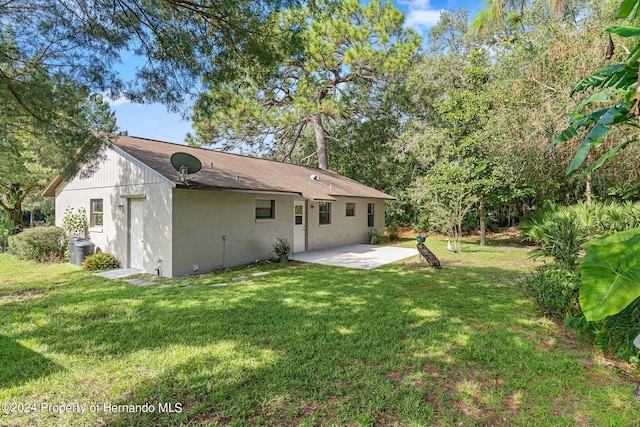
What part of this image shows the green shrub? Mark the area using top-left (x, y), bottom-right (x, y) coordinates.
top-left (566, 201), bottom-right (604, 235)
top-left (526, 215), bottom-right (588, 269)
top-left (367, 229), bottom-right (389, 245)
top-left (62, 206), bottom-right (88, 238)
top-left (523, 200), bottom-right (640, 268)
top-left (82, 252), bottom-right (120, 270)
top-left (523, 201), bottom-right (640, 363)
top-left (272, 237), bottom-right (291, 257)
top-left (621, 201), bottom-right (640, 229)
top-left (591, 297), bottom-right (640, 362)
top-left (522, 263), bottom-right (580, 318)
top-left (386, 223), bottom-right (400, 242)
top-left (8, 227), bottom-right (67, 262)
top-left (525, 201), bottom-right (640, 249)
top-left (0, 210), bottom-right (20, 251)
top-left (566, 298), bottom-right (640, 363)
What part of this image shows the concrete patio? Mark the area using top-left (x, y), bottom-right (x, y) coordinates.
top-left (292, 244), bottom-right (417, 270)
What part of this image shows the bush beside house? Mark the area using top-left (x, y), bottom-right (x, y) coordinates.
top-left (82, 252), bottom-right (120, 270)
top-left (8, 227), bottom-right (67, 262)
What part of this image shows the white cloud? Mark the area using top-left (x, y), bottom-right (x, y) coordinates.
top-left (399, 0), bottom-right (432, 9)
top-left (405, 9), bottom-right (442, 28)
top-left (397, 0), bottom-right (443, 33)
top-left (101, 92), bottom-right (131, 108)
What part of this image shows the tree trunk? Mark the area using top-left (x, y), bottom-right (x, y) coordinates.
top-left (3, 206), bottom-right (24, 233)
top-left (585, 173), bottom-right (592, 206)
top-left (0, 183), bottom-right (30, 233)
top-left (522, 198), bottom-right (531, 217)
top-left (417, 242), bottom-right (441, 269)
top-left (479, 198), bottom-right (486, 246)
top-left (310, 112), bottom-right (328, 170)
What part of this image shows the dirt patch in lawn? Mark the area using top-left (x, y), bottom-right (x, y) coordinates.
top-left (0, 291), bottom-right (46, 305)
top-left (192, 412), bottom-right (232, 426)
top-left (375, 411), bottom-right (400, 426)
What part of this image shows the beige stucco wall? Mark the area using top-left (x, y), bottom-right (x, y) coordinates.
top-left (171, 189), bottom-right (299, 277)
top-left (53, 146), bottom-right (174, 277)
top-left (171, 191), bottom-right (388, 276)
top-left (306, 197), bottom-right (386, 250)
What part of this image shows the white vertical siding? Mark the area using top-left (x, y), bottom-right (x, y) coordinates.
top-left (63, 147), bottom-right (167, 190)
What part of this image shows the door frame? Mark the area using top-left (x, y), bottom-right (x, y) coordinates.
top-left (127, 198), bottom-right (145, 269)
top-left (293, 200), bottom-right (306, 253)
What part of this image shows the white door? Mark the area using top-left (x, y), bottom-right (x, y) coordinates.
top-left (129, 199), bottom-right (144, 269)
top-left (293, 201), bottom-right (306, 253)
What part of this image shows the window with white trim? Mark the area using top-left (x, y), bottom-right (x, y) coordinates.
top-left (346, 202), bottom-right (356, 217)
top-left (367, 203), bottom-right (375, 227)
top-left (90, 199), bottom-right (103, 227)
top-left (256, 199), bottom-right (275, 219)
top-left (319, 202), bottom-right (331, 225)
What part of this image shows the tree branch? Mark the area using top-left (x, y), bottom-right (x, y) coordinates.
top-left (282, 121), bottom-right (307, 162)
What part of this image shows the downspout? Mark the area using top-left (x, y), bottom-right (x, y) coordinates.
top-left (222, 235), bottom-right (227, 267)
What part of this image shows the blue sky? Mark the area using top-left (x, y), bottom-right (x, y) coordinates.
top-left (109, 0), bottom-right (485, 145)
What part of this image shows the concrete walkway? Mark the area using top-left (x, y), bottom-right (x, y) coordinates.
top-left (94, 268), bottom-right (143, 279)
top-left (292, 244), bottom-right (417, 270)
top-left (95, 268), bottom-right (155, 286)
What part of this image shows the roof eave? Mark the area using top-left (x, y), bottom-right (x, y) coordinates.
top-left (325, 192), bottom-right (395, 201)
top-left (41, 133), bottom-right (104, 197)
top-left (42, 175), bottom-right (63, 198)
top-left (177, 185), bottom-right (304, 198)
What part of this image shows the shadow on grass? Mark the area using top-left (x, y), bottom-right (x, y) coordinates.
top-left (86, 265), bottom-right (522, 425)
top-left (2, 263), bottom-right (636, 425)
top-left (5, 264), bottom-right (521, 354)
top-left (0, 334), bottom-right (63, 389)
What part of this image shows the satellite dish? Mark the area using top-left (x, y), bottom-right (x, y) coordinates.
top-left (170, 152), bottom-right (202, 185)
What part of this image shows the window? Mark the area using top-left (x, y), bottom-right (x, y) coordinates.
top-left (256, 199), bottom-right (275, 219)
top-left (295, 204), bottom-right (303, 225)
top-left (90, 199), bottom-right (103, 227)
top-left (367, 203), bottom-right (374, 227)
top-left (319, 202), bottom-right (331, 225)
top-left (346, 202), bottom-right (356, 217)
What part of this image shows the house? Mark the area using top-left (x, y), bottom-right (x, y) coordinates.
top-left (43, 135), bottom-right (394, 277)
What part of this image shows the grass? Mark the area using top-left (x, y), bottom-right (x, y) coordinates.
top-left (0, 237), bottom-right (639, 426)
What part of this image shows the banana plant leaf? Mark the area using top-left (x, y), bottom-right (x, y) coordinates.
top-left (565, 105), bottom-right (629, 173)
top-left (605, 25), bottom-right (640, 37)
top-left (572, 63), bottom-right (637, 95)
top-left (617, 0), bottom-right (640, 18)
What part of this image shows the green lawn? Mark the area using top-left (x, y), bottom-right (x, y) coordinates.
top-left (1, 238), bottom-right (638, 426)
